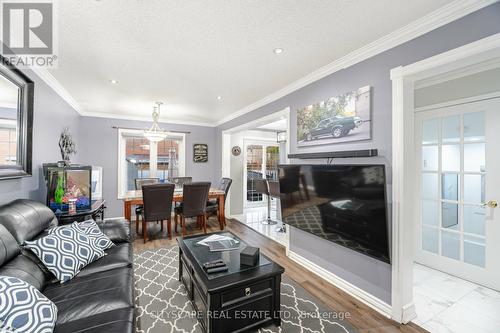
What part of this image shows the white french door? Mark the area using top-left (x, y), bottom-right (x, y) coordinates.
top-left (415, 98), bottom-right (500, 291)
top-left (243, 140), bottom-right (279, 207)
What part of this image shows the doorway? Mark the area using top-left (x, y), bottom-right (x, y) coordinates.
top-left (221, 108), bottom-right (290, 247)
top-left (412, 98), bottom-right (500, 332)
top-left (390, 33), bottom-right (500, 326)
top-left (244, 141), bottom-right (280, 207)
top-left (415, 99), bottom-right (500, 290)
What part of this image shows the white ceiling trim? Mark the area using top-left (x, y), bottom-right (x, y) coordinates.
top-left (31, 67), bottom-right (82, 113)
top-left (214, 0), bottom-right (498, 127)
top-left (79, 110), bottom-right (216, 128)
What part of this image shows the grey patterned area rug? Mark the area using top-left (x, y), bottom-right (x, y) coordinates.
top-left (134, 246), bottom-right (358, 333)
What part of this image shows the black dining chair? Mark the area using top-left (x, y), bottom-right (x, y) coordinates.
top-left (174, 182), bottom-right (211, 236)
top-left (254, 178), bottom-right (278, 225)
top-left (140, 183), bottom-right (175, 243)
top-left (206, 177), bottom-right (232, 228)
top-left (134, 178), bottom-right (159, 233)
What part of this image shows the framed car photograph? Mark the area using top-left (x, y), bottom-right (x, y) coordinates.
top-left (296, 86), bottom-right (371, 147)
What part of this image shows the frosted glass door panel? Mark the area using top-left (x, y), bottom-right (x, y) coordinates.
top-left (442, 202), bottom-right (459, 230)
top-left (422, 118), bottom-right (439, 144)
top-left (464, 143), bottom-right (485, 172)
top-left (442, 231), bottom-right (460, 260)
top-left (422, 200), bottom-right (439, 226)
top-left (417, 99), bottom-right (500, 291)
top-left (422, 174), bottom-right (438, 199)
top-left (463, 112), bottom-right (485, 142)
top-left (442, 145), bottom-right (460, 171)
top-left (422, 146), bottom-right (438, 171)
top-left (464, 174), bottom-right (484, 204)
top-left (442, 116), bottom-right (461, 143)
top-left (463, 205), bottom-right (486, 236)
top-left (442, 174), bottom-right (459, 201)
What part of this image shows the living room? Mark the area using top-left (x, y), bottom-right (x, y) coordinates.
top-left (1, 1), bottom-right (500, 333)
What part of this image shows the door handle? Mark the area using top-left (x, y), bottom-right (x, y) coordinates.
top-left (481, 200), bottom-right (498, 209)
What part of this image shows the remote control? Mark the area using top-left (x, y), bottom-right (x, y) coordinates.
top-left (206, 265), bottom-right (228, 274)
top-left (203, 260), bottom-right (225, 270)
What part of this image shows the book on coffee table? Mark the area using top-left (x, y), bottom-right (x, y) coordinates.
top-left (207, 239), bottom-right (240, 252)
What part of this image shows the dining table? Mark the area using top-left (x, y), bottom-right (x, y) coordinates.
top-left (121, 188), bottom-right (226, 230)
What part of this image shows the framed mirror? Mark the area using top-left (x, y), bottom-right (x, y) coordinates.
top-left (0, 56), bottom-right (34, 179)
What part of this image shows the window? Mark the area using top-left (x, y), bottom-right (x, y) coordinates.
top-left (0, 119), bottom-right (17, 165)
top-left (118, 129), bottom-right (185, 197)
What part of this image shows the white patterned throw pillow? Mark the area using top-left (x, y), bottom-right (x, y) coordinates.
top-left (24, 227), bottom-right (105, 283)
top-left (0, 276), bottom-right (57, 333)
top-left (48, 220), bottom-right (114, 251)
top-left (74, 220), bottom-right (114, 251)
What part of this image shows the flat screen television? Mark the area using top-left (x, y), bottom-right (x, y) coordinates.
top-left (278, 164), bottom-right (390, 263)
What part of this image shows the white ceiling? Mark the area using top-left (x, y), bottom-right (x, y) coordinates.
top-left (51, 0), bottom-right (455, 125)
top-left (257, 119), bottom-right (287, 132)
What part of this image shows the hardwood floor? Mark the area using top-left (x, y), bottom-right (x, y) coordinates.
top-left (132, 217), bottom-right (427, 333)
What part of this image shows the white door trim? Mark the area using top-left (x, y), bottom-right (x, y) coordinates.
top-left (390, 32), bottom-right (500, 323)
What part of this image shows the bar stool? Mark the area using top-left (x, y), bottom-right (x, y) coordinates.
top-left (254, 178), bottom-right (278, 225)
top-left (268, 180), bottom-right (285, 233)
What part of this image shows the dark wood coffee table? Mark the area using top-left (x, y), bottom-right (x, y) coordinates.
top-left (177, 232), bottom-right (284, 333)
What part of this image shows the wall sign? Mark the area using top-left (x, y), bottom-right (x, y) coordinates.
top-left (231, 146), bottom-right (241, 156)
top-left (193, 144), bottom-right (208, 162)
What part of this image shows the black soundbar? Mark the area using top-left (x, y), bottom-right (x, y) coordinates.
top-left (288, 149), bottom-right (378, 159)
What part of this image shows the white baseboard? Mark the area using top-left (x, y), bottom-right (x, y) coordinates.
top-left (401, 302), bottom-right (417, 324)
top-left (288, 250), bottom-right (392, 318)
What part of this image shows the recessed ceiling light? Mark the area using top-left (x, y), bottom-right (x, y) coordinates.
top-left (109, 79), bottom-right (118, 84)
top-left (273, 48), bottom-right (284, 54)
top-left (217, 96), bottom-right (222, 100)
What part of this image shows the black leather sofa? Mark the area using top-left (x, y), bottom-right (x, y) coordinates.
top-left (0, 199), bottom-right (135, 333)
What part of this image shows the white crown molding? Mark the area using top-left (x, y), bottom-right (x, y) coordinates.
top-left (31, 67), bottom-right (82, 113)
top-left (79, 110), bottom-right (216, 128)
top-left (215, 0), bottom-right (498, 127)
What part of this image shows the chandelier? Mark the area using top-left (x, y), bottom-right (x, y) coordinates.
top-left (143, 101), bottom-right (167, 142)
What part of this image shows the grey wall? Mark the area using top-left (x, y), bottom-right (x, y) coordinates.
top-left (415, 67), bottom-right (500, 108)
top-left (78, 117), bottom-right (218, 217)
top-left (215, 3), bottom-right (500, 305)
top-left (0, 69), bottom-right (81, 205)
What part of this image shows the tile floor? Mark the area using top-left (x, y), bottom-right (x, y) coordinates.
top-left (231, 201), bottom-right (287, 247)
top-left (413, 263), bottom-right (500, 333)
